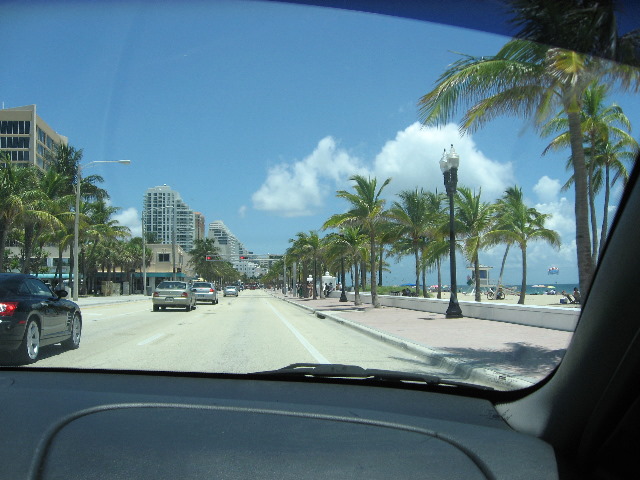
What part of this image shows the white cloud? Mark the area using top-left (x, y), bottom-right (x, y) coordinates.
top-left (252, 123), bottom-right (515, 217)
top-left (533, 176), bottom-right (562, 203)
top-left (238, 205), bottom-right (247, 218)
top-left (113, 207), bottom-right (141, 237)
top-left (252, 136), bottom-right (366, 217)
top-left (372, 123), bottom-right (515, 200)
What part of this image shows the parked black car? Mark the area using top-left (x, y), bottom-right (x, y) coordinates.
top-left (0, 273), bottom-right (82, 364)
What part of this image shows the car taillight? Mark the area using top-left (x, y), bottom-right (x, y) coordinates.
top-left (153, 292), bottom-right (159, 297)
top-left (0, 302), bottom-right (19, 317)
top-left (182, 292), bottom-right (188, 297)
top-left (209, 288), bottom-right (214, 292)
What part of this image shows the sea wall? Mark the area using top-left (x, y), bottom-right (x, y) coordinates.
top-left (330, 292), bottom-right (579, 332)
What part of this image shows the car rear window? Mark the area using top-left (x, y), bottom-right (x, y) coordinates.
top-left (157, 282), bottom-right (187, 289)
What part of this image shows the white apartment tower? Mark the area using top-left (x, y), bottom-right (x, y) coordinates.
top-left (143, 185), bottom-right (198, 252)
top-left (207, 220), bottom-right (241, 260)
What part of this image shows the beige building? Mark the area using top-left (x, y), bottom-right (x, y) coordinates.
top-left (143, 243), bottom-right (195, 291)
top-left (0, 104), bottom-right (67, 169)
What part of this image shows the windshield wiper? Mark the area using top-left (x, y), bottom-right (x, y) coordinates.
top-left (255, 363), bottom-right (494, 391)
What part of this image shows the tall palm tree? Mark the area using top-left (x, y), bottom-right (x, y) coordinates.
top-left (387, 188), bottom-right (434, 297)
top-left (595, 137), bottom-right (637, 255)
top-left (488, 186), bottom-right (561, 304)
top-left (543, 82), bottom-right (638, 261)
top-left (324, 175), bottom-right (391, 308)
top-left (418, 37), bottom-right (639, 297)
top-left (454, 187), bottom-right (495, 302)
top-left (422, 191), bottom-right (448, 298)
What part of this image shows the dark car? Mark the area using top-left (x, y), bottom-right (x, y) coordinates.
top-left (0, 273), bottom-right (82, 364)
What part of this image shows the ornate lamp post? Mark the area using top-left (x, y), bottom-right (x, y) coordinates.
top-left (73, 159), bottom-right (130, 301)
top-left (440, 145), bottom-right (463, 318)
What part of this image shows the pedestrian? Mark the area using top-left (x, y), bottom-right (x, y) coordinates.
top-left (573, 287), bottom-right (581, 304)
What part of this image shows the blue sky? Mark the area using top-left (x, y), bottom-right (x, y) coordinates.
top-left (3, 0), bottom-right (638, 286)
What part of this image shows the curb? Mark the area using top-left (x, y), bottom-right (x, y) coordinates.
top-left (276, 295), bottom-right (535, 390)
top-left (76, 297), bottom-right (149, 308)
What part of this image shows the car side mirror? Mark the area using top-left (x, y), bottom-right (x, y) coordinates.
top-left (191, 288), bottom-right (197, 292)
top-left (55, 289), bottom-right (68, 298)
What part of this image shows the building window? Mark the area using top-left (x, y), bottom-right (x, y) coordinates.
top-left (158, 253), bottom-right (170, 262)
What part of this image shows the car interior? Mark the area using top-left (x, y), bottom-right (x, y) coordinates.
top-left (1, 1), bottom-right (639, 479)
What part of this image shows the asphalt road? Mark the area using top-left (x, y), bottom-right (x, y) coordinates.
top-left (32, 290), bottom-right (460, 378)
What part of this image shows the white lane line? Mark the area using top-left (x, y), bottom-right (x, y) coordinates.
top-left (137, 333), bottom-right (165, 346)
top-left (266, 302), bottom-right (329, 364)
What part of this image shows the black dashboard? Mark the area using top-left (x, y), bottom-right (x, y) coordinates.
top-left (1, 370), bottom-right (557, 479)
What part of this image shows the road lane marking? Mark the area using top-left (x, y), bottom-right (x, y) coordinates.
top-left (137, 333), bottom-right (165, 346)
top-left (266, 302), bottom-right (329, 364)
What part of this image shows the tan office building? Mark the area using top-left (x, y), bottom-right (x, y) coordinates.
top-left (0, 104), bottom-right (67, 170)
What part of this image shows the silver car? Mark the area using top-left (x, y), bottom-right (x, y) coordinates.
top-left (192, 282), bottom-right (218, 305)
top-left (223, 285), bottom-right (239, 297)
top-left (152, 281), bottom-right (196, 311)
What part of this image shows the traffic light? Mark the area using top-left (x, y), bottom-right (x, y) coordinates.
top-left (239, 256), bottom-right (248, 260)
top-left (205, 255), bottom-right (215, 261)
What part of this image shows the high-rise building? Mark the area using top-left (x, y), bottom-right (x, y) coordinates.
top-left (143, 185), bottom-right (198, 252)
top-left (0, 104), bottom-right (68, 170)
top-left (207, 220), bottom-right (240, 260)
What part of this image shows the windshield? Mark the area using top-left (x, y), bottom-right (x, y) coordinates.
top-left (0, 0), bottom-right (637, 391)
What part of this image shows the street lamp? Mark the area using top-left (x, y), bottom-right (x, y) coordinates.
top-left (440, 145), bottom-right (463, 318)
top-left (339, 256), bottom-right (348, 302)
top-left (73, 159), bottom-right (130, 301)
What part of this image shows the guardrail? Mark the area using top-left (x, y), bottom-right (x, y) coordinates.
top-left (330, 292), bottom-right (579, 332)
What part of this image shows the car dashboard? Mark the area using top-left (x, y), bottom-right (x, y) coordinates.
top-left (1, 369), bottom-right (556, 479)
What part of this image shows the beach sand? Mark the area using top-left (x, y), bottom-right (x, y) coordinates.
top-left (435, 291), bottom-right (580, 308)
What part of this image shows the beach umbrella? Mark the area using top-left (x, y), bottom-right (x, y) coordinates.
top-left (400, 283), bottom-right (416, 286)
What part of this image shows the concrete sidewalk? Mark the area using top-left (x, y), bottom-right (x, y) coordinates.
top-left (271, 292), bottom-right (574, 389)
top-left (73, 294), bottom-right (149, 308)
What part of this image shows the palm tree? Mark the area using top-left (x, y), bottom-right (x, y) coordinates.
top-left (595, 137), bottom-right (637, 255)
top-left (543, 82), bottom-right (638, 261)
top-left (454, 187), bottom-right (495, 302)
top-left (289, 231), bottom-right (322, 300)
top-left (83, 200), bottom-right (129, 294)
top-left (422, 191), bottom-right (448, 298)
top-left (387, 189), bottom-right (434, 297)
top-left (324, 175), bottom-right (391, 308)
top-left (0, 163), bottom-right (63, 273)
top-left (506, 0), bottom-right (640, 66)
top-left (488, 186), bottom-right (561, 304)
top-left (327, 226), bottom-right (368, 306)
top-left (418, 37), bottom-right (639, 297)
top-left (188, 238), bottom-right (223, 281)
top-left (0, 159), bottom-right (29, 272)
